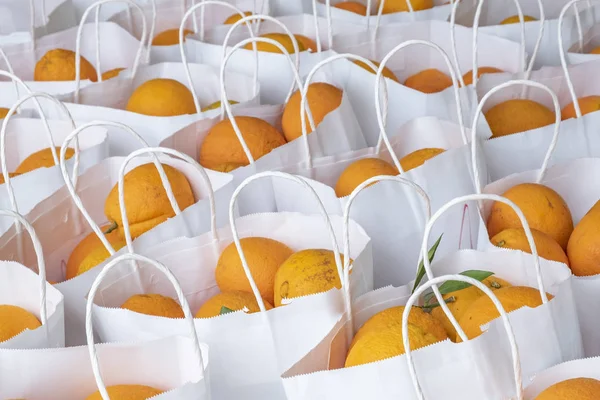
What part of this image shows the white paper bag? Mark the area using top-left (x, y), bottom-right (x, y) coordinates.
top-left (0, 209), bottom-right (64, 350)
top-left (89, 171), bottom-right (372, 399)
top-left (524, 357), bottom-right (600, 398)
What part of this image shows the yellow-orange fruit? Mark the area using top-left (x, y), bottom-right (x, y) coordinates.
top-left (400, 148), bottom-right (445, 172)
top-left (501, 15), bottom-right (537, 24)
top-left (0, 108), bottom-right (8, 119)
top-left (199, 116), bottom-right (286, 171)
top-left (195, 290), bottom-right (273, 318)
top-left (86, 385), bottom-right (163, 400)
top-left (461, 66), bottom-right (503, 86)
top-left (34, 49), bottom-right (97, 82)
top-left (121, 294), bottom-right (184, 318)
top-left (125, 78), bottom-right (196, 117)
top-left (491, 228), bottom-right (569, 266)
top-left (101, 67), bottom-right (125, 81)
top-left (294, 34), bottom-right (317, 52)
top-left (15, 147), bottom-right (75, 174)
top-left (404, 68), bottom-right (453, 94)
top-left (224, 11), bottom-right (253, 24)
top-left (334, 1), bottom-right (368, 15)
top-left (485, 99), bottom-right (555, 138)
top-left (215, 237), bottom-right (294, 304)
top-left (486, 183), bottom-right (573, 250)
top-left (152, 29), bottom-right (193, 46)
top-left (567, 200), bottom-right (600, 276)
top-left (334, 158), bottom-right (398, 198)
top-left (353, 59), bottom-right (399, 82)
top-left (535, 378), bottom-right (600, 400)
top-left (590, 46), bottom-right (600, 54)
top-left (244, 33), bottom-right (305, 54)
top-left (561, 95), bottom-right (600, 120)
top-left (378, 0), bottom-right (434, 13)
top-left (0, 305), bottom-right (42, 342)
top-left (281, 82), bottom-right (343, 142)
top-left (201, 100), bottom-right (238, 112)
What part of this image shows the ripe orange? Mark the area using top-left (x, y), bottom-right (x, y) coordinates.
top-left (224, 11), bottom-right (253, 24)
top-left (294, 34), bottom-right (317, 52)
top-left (353, 59), bottom-right (399, 82)
top-left (334, 158), bottom-right (398, 197)
top-left (461, 66), bottom-right (503, 86)
top-left (0, 108), bottom-right (8, 119)
top-left (195, 290), bottom-right (273, 317)
top-left (378, 0), bottom-right (433, 13)
top-left (152, 29), bottom-right (193, 46)
top-left (0, 305), bottom-right (41, 342)
top-left (101, 67), bottom-right (125, 81)
top-left (567, 200), bottom-right (600, 276)
top-left (590, 46), bottom-right (600, 54)
top-left (485, 99), bottom-right (555, 138)
top-left (334, 2), bottom-right (368, 15)
top-left (121, 294), bottom-right (184, 318)
top-left (34, 49), bottom-right (97, 82)
top-left (404, 68), bottom-right (453, 93)
top-left (86, 384), bottom-right (163, 400)
top-left (244, 33), bottom-right (305, 54)
top-left (15, 147), bottom-right (75, 174)
top-left (125, 78), bottom-right (196, 117)
top-left (400, 148), bottom-right (445, 171)
top-left (536, 378), bottom-right (600, 399)
top-left (561, 95), bottom-right (600, 120)
top-left (492, 227), bottom-right (569, 265)
top-left (501, 15), bottom-right (537, 24)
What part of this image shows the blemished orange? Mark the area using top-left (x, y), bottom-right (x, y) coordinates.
top-left (244, 33), bottom-right (306, 54)
top-left (101, 67), bottom-right (125, 81)
top-left (400, 148), bottom-right (445, 172)
top-left (491, 228), bottom-right (569, 266)
top-left (201, 99), bottom-right (239, 112)
top-left (65, 225), bottom-right (127, 280)
top-left (345, 306), bottom-right (447, 367)
top-left (199, 116), bottom-right (286, 171)
top-left (195, 290), bottom-right (273, 318)
top-left (561, 95), bottom-right (600, 120)
top-left (34, 49), bottom-right (98, 82)
top-left (378, 0), bottom-right (434, 13)
top-left (334, 1), bottom-right (368, 15)
top-left (430, 276), bottom-right (512, 340)
top-left (294, 34), bottom-right (317, 52)
top-left (281, 82), bottom-right (343, 142)
top-left (86, 385), bottom-right (163, 400)
top-left (458, 286), bottom-right (552, 340)
top-left (535, 378), bottom-right (600, 399)
top-left (334, 158), bottom-right (399, 198)
top-left (484, 99), bottom-right (555, 138)
top-left (0, 172), bottom-right (20, 185)
top-left (104, 163), bottom-right (195, 239)
top-left (125, 78), bottom-right (196, 117)
top-left (0, 305), bottom-right (42, 342)
top-left (121, 294), bottom-right (184, 318)
top-left (590, 46), bottom-right (600, 54)
top-left (567, 200), bottom-right (600, 276)
top-left (15, 147), bottom-right (75, 174)
top-left (273, 249), bottom-right (352, 307)
top-left (404, 68), bottom-right (453, 94)
top-left (0, 108), bottom-right (8, 119)
top-left (461, 66), bottom-right (503, 86)
top-left (224, 11), bottom-right (252, 24)
top-left (215, 237), bottom-right (294, 304)
top-left (152, 28), bottom-right (193, 46)
top-left (486, 183), bottom-right (573, 250)
top-left (501, 15), bottom-right (537, 24)
top-left (353, 59), bottom-right (399, 82)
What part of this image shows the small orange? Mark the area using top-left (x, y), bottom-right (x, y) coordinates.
top-left (334, 1), bottom-right (368, 15)
top-left (567, 200), bottom-right (600, 276)
top-left (485, 99), bottom-right (555, 138)
top-left (152, 28), bottom-right (193, 46)
top-left (491, 228), bottom-right (569, 266)
top-left (125, 79), bottom-right (196, 117)
top-left (294, 34), bottom-right (318, 52)
top-left (0, 305), bottom-right (42, 342)
top-left (353, 59), bottom-right (399, 82)
top-left (101, 67), bottom-right (125, 81)
top-left (378, 0), bottom-right (434, 13)
top-left (15, 147), bottom-right (75, 174)
top-left (334, 158), bottom-right (398, 197)
top-left (244, 33), bottom-right (306, 54)
top-left (0, 108), bottom-right (8, 119)
top-left (461, 66), bottom-right (503, 86)
top-left (404, 68), bottom-right (453, 93)
top-left (590, 46), bottom-right (600, 54)
top-left (121, 294), bottom-right (184, 318)
top-left (501, 15), bottom-right (537, 24)
top-left (561, 95), bottom-right (600, 120)
top-left (34, 49), bottom-right (97, 82)
top-left (224, 11), bottom-right (253, 24)
top-left (536, 378), bottom-right (600, 399)
top-left (400, 148), bottom-right (445, 171)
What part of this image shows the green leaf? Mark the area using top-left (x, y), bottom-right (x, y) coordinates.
top-left (412, 234), bottom-right (443, 294)
top-left (220, 306), bottom-right (234, 315)
top-left (423, 270), bottom-right (495, 306)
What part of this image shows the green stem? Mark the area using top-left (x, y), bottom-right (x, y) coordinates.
top-left (103, 221), bottom-right (118, 235)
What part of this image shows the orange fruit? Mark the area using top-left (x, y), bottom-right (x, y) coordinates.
top-left (86, 385), bottom-right (163, 400)
top-left (294, 34), bottom-right (317, 52)
top-left (461, 66), bottom-right (503, 86)
top-left (567, 200), bottom-right (600, 276)
top-left (458, 286), bottom-right (552, 340)
top-left (485, 99), bottom-right (555, 138)
top-left (501, 15), bottom-right (537, 24)
top-left (334, 158), bottom-right (398, 198)
top-left (281, 82), bottom-right (343, 142)
top-left (345, 306), bottom-right (447, 367)
top-left (491, 228), bottom-right (569, 265)
top-left (195, 290), bottom-right (273, 318)
top-left (121, 294), bottom-right (184, 318)
top-left (430, 276), bottom-right (512, 340)
top-left (378, 0), bottom-right (433, 13)
top-left (536, 378), bottom-right (600, 399)
top-left (353, 59), bottom-right (399, 82)
top-left (404, 68), bottom-right (452, 93)
top-left (65, 225), bottom-right (127, 280)
top-left (199, 116), bottom-right (286, 171)
top-left (101, 67), bottom-right (124, 81)
top-left (244, 33), bottom-right (305, 54)
top-left (561, 95), bottom-right (600, 120)
top-left (487, 183), bottom-right (573, 250)
top-left (334, 1), bottom-right (368, 15)
top-left (0, 305), bottom-right (42, 342)
top-left (590, 46), bottom-right (600, 54)
top-left (273, 249), bottom-right (352, 306)
top-left (215, 237), bottom-right (293, 304)
top-left (0, 172), bottom-right (20, 185)
top-left (0, 108), bottom-right (8, 119)
top-left (400, 148), bottom-right (445, 171)
top-left (15, 147), bottom-right (74, 174)
top-left (224, 11), bottom-right (253, 24)
top-left (34, 49), bottom-right (97, 82)
top-left (125, 78), bottom-right (196, 117)
top-left (201, 99), bottom-right (238, 112)
top-left (152, 29), bottom-right (193, 46)
top-left (104, 163), bottom-right (195, 239)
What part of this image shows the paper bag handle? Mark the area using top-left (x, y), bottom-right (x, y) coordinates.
top-left (229, 171), bottom-right (347, 314)
top-left (0, 92), bottom-right (78, 214)
top-left (195, 0), bottom-right (267, 42)
top-left (85, 252), bottom-right (205, 400)
top-left (558, 0), bottom-right (600, 118)
top-left (28, 0), bottom-right (49, 48)
top-left (471, 80), bottom-right (561, 194)
top-left (0, 209), bottom-right (49, 330)
top-left (179, 1), bottom-right (255, 114)
top-left (404, 274), bottom-right (523, 400)
top-left (375, 39), bottom-right (468, 169)
top-left (74, 0), bottom-right (148, 103)
top-left (300, 54), bottom-right (378, 168)
top-left (420, 193), bottom-right (548, 342)
top-left (342, 175), bottom-right (431, 335)
top-left (220, 35), bottom-right (304, 166)
top-left (59, 121), bottom-right (158, 259)
top-left (117, 146), bottom-right (218, 251)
